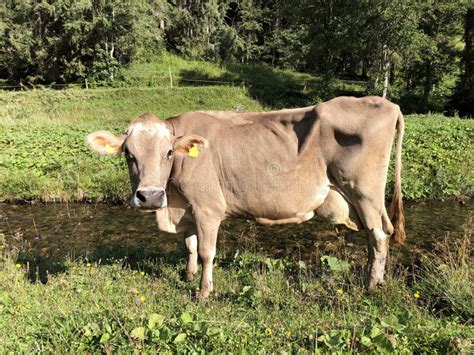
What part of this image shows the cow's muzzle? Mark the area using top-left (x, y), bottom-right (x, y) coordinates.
top-left (132, 187), bottom-right (167, 209)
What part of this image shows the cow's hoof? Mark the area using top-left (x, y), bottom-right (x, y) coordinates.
top-left (186, 272), bottom-right (196, 282)
top-left (367, 278), bottom-right (385, 292)
top-left (196, 289), bottom-right (210, 302)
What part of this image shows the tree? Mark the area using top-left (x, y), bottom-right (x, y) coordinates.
top-left (400, 0), bottom-right (467, 111)
top-left (166, 0), bottom-right (228, 61)
top-left (359, 0), bottom-right (420, 98)
top-left (0, 0), bottom-right (166, 85)
top-left (451, 6), bottom-right (474, 116)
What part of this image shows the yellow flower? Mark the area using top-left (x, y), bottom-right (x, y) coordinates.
top-left (414, 291), bottom-right (420, 299)
top-left (86, 263), bottom-right (91, 268)
top-left (140, 295), bottom-right (146, 302)
top-left (286, 331), bottom-right (292, 337)
top-left (265, 327), bottom-right (272, 336)
top-left (140, 271), bottom-right (145, 276)
top-left (337, 288), bottom-right (343, 295)
top-left (15, 263), bottom-right (21, 269)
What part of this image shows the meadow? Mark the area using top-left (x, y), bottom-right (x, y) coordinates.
top-left (1, 55), bottom-right (473, 352)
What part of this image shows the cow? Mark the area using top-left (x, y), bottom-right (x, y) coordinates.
top-left (86, 96), bottom-right (405, 299)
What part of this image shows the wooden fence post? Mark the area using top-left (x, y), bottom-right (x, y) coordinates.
top-left (169, 67), bottom-right (173, 88)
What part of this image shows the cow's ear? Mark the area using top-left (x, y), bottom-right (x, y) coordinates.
top-left (85, 131), bottom-right (125, 157)
top-left (174, 134), bottom-right (208, 156)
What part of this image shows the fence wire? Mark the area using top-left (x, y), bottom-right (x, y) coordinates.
top-left (0, 73), bottom-right (368, 91)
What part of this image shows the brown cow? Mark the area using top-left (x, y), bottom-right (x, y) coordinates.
top-left (86, 96), bottom-right (405, 299)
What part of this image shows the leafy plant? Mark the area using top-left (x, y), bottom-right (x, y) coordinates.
top-left (321, 255), bottom-right (350, 274)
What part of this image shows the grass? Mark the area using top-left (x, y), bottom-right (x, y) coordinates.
top-left (117, 53), bottom-right (367, 108)
top-left (0, 219), bottom-right (472, 352)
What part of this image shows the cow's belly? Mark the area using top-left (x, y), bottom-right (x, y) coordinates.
top-left (250, 187), bottom-right (362, 230)
top-left (226, 180), bottom-right (331, 223)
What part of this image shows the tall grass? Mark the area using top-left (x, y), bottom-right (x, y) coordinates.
top-left (415, 218), bottom-right (473, 322)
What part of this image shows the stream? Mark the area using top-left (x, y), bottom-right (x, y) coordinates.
top-left (1, 199), bottom-right (471, 268)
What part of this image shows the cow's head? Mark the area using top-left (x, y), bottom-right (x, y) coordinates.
top-left (85, 113), bottom-right (208, 210)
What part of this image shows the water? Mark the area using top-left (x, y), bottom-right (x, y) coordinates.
top-left (0, 200), bottom-right (471, 267)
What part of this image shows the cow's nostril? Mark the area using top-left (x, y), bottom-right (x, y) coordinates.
top-left (156, 190), bottom-right (165, 200)
top-left (136, 190), bottom-right (147, 202)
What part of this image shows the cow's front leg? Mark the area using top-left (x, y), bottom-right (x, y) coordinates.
top-left (367, 228), bottom-right (389, 290)
top-left (184, 230), bottom-right (198, 281)
top-left (195, 217), bottom-right (221, 300)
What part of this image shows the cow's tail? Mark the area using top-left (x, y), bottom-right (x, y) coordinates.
top-left (389, 110), bottom-right (406, 244)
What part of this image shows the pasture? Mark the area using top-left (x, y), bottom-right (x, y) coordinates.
top-left (0, 60), bottom-right (473, 352)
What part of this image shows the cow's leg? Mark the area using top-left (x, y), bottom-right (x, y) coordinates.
top-left (367, 227), bottom-right (389, 290)
top-left (355, 200), bottom-right (390, 290)
top-left (184, 229), bottom-right (198, 282)
top-left (195, 217), bottom-right (221, 300)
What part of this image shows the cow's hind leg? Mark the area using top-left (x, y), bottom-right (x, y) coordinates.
top-left (367, 226), bottom-right (389, 290)
top-left (356, 200), bottom-right (390, 290)
top-left (184, 230), bottom-right (198, 282)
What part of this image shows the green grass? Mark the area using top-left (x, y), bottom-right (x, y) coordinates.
top-left (390, 114), bottom-right (473, 199)
top-left (0, 85), bottom-right (263, 127)
top-left (1, 222), bottom-right (472, 352)
top-left (118, 53), bottom-right (366, 108)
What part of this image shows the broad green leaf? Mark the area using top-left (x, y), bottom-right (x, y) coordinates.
top-left (321, 255), bottom-right (350, 273)
top-left (361, 336), bottom-right (372, 347)
top-left (100, 332), bottom-right (111, 344)
top-left (180, 312), bottom-right (193, 325)
top-left (160, 326), bottom-right (172, 342)
top-left (131, 327), bottom-right (146, 341)
top-left (174, 333), bottom-right (187, 343)
top-left (373, 334), bottom-right (395, 353)
top-left (83, 322), bottom-right (100, 337)
top-left (370, 326), bottom-right (381, 339)
top-left (148, 313), bottom-right (165, 329)
top-left (206, 327), bottom-right (220, 337)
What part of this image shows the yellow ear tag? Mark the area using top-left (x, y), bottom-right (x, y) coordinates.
top-left (105, 144), bottom-right (115, 154)
top-left (188, 144), bottom-right (199, 158)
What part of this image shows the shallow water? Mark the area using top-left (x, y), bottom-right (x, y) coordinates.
top-left (0, 199), bottom-right (472, 267)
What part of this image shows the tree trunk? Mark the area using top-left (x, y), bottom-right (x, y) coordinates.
top-left (382, 45), bottom-right (390, 98)
top-left (421, 61), bottom-right (433, 112)
top-left (453, 7), bottom-right (474, 116)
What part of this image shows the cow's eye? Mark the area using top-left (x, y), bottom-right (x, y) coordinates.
top-left (166, 149), bottom-right (173, 160)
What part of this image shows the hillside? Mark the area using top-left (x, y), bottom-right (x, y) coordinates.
top-left (115, 53), bottom-right (366, 109)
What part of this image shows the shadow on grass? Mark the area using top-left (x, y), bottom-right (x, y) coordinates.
top-left (15, 242), bottom-right (187, 284)
top-left (179, 62), bottom-right (365, 109)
